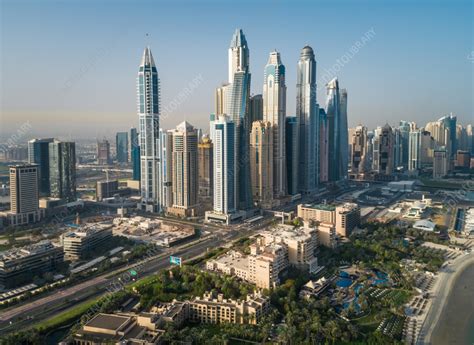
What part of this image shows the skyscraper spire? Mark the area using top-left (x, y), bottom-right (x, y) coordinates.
top-left (228, 28), bottom-right (249, 83)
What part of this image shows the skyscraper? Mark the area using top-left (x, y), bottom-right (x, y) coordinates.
top-left (438, 114), bottom-right (457, 158)
top-left (263, 51), bottom-right (287, 197)
top-left (250, 121), bottom-right (273, 208)
top-left (372, 124), bottom-right (394, 175)
top-left (130, 127), bottom-right (140, 181)
top-left (350, 125), bottom-right (368, 175)
top-left (198, 135), bottom-right (213, 199)
top-left (159, 129), bottom-right (173, 209)
top-left (97, 140), bottom-right (111, 165)
top-left (28, 138), bottom-right (54, 196)
top-left (398, 121), bottom-right (414, 169)
top-left (433, 148), bottom-right (448, 178)
top-left (168, 122), bottom-right (198, 217)
top-left (137, 47), bottom-right (161, 212)
top-left (206, 115), bottom-right (236, 222)
top-left (116, 132), bottom-right (128, 163)
top-left (49, 140), bottom-right (76, 202)
top-left (339, 88), bottom-right (349, 180)
top-left (326, 78), bottom-right (347, 182)
top-left (285, 116), bottom-right (298, 195)
top-left (8, 164), bottom-right (43, 226)
top-left (408, 129), bottom-right (421, 172)
top-left (226, 29), bottom-right (252, 211)
top-left (296, 46), bottom-right (319, 194)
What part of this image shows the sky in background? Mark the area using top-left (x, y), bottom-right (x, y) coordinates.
top-left (1, 0), bottom-right (473, 140)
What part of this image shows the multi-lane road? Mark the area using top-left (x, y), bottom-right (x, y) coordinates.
top-left (0, 217), bottom-right (271, 335)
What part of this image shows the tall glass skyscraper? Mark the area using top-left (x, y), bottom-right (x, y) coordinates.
top-left (326, 77), bottom-right (348, 182)
top-left (285, 116), bottom-right (298, 195)
top-left (212, 115), bottom-right (235, 215)
top-left (263, 51), bottom-right (287, 197)
top-left (28, 138), bottom-right (54, 196)
top-left (296, 46), bottom-right (319, 194)
top-left (226, 29), bottom-right (252, 210)
top-left (137, 47), bottom-right (161, 212)
top-left (49, 140), bottom-right (76, 202)
top-left (116, 132), bottom-right (128, 163)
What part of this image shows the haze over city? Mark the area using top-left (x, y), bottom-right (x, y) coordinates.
top-left (1, 0), bottom-right (472, 139)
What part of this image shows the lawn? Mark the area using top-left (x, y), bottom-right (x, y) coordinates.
top-left (33, 298), bottom-right (99, 333)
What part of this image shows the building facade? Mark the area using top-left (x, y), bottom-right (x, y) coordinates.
top-left (115, 132), bottom-right (129, 163)
top-left (49, 140), bottom-right (76, 201)
top-left (198, 135), bottom-right (213, 199)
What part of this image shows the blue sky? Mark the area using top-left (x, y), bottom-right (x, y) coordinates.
top-left (1, 0), bottom-right (472, 139)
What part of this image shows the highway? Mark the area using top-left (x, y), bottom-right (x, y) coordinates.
top-left (0, 220), bottom-right (268, 335)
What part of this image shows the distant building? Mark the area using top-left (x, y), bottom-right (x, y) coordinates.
top-left (6, 164), bottom-right (44, 226)
top-left (160, 129), bottom-right (173, 209)
top-left (116, 132), bottom-right (128, 163)
top-left (350, 125), bottom-right (368, 175)
top-left (0, 240), bottom-right (63, 288)
top-left (97, 139), bottom-right (111, 165)
top-left (61, 223), bottom-right (113, 260)
top-left (96, 180), bottom-right (119, 201)
top-left (49, 140), bottom-right (76, 202)
top-left (198, 135), bottom-right (213, 199)
top-left (456, 150), bottom-right (471, 169)
top-left (28, 138), bottom-right (54, 196)
top-left (433, 148), bottom-right (448, 179)
top-left (250, 121), bottom-right (273, 208)
top-left (372, 124), bottom-right (394, 175)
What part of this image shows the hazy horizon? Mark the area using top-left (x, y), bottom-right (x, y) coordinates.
top-left (1, 0), bottom-right (473, 141)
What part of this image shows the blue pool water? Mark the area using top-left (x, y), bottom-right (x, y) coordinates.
top-left (336, 278), bottom-right (353, 288)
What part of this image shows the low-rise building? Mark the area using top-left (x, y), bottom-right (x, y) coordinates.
top-left (60, 223), bottom-right (113, 260)
top-left (0, 240), bottom-right (64, 289)
top-left (297, 203), bottom-right (360, 238)
top-left (72, 312), bottom-right (163, 345)
top-left (189, 291), bottom-right (269, 325)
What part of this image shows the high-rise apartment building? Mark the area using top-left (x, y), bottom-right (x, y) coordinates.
top-left (168, 122), bottom-right (199, 217)
top-left (326, 78), bottom-right (347, 182)
top-left (97, 140), bottom-right (111, 165)
top-left (319, 108), bottom-right (329, 183)
top-left (116, 132), bottom-right (128, 163)
top-left (296, 46), bottom-right (319, 194)
top-left (350, 125), bottom-right (368, 175)
top-left (205, 115), bottom-right (238, 224)
top-left (250, 121), bottom-right (273, 208)
top-left (49, 140), bottom-right (76, 201)
top-left (137, 47), bottom-right (161, 212)
top-left (263, 51), bottom-right (287, 197)
top-left (198, 135), bottom-right (213, 199)
top-left (28, 138), bottom-right (54, 196)
top-left (7, 164), bottom-right (43, 225)
top-left (372, 124), bottom-right (394, 175)
top-left (433, 148), bottom-right (448, 179)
